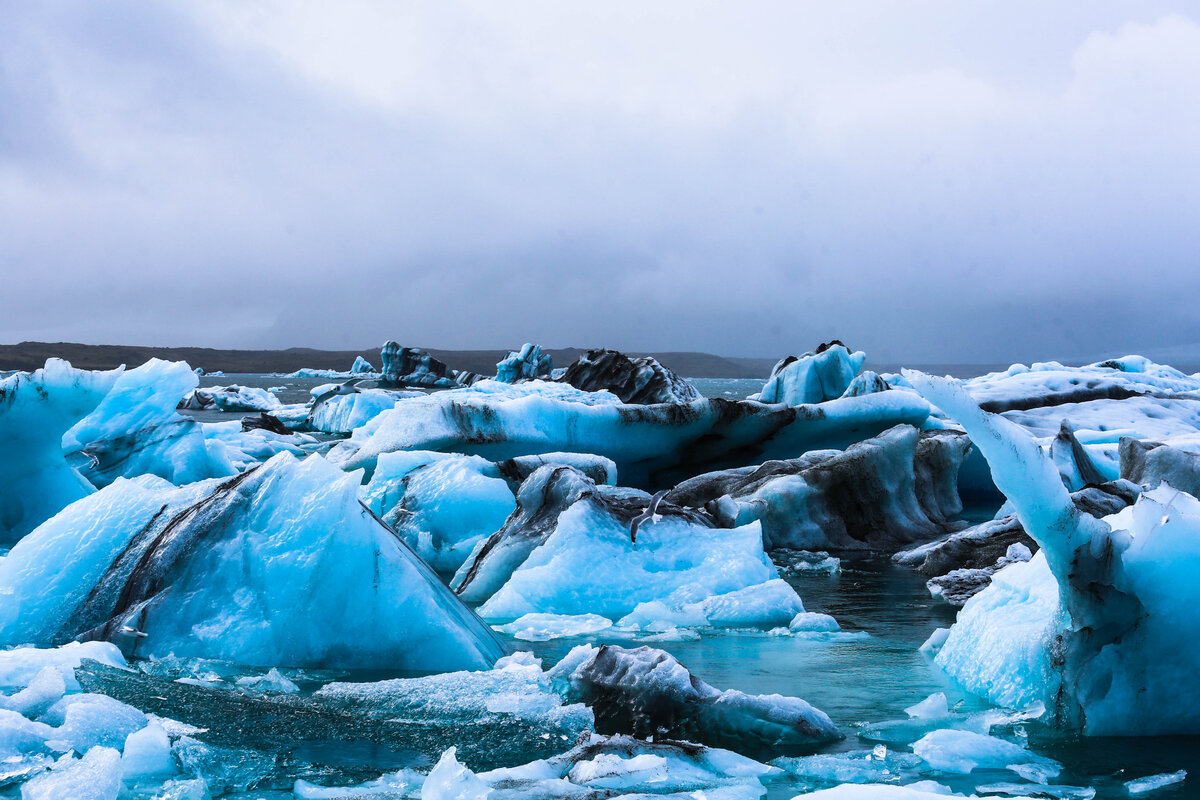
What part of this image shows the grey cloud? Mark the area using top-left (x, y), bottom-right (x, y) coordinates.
top-left (2, 2), bottom-right (1199, 365)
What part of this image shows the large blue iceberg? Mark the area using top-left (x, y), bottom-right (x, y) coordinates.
top-left (909, 370), bottom-right (1200, 735)
top-left (328, 378), bottom-right (931, 489)
top-left (0, 452), bottom-right (505, 671)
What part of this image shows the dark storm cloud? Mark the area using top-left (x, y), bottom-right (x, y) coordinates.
top-left (2, 1), bottom-right (1200, 364)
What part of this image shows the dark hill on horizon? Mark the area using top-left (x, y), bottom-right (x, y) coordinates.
top-left (0, 341), bottom-right (782, 379)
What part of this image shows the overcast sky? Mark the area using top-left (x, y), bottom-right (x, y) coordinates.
top-left (3, 2), bottom-right (1199, 363)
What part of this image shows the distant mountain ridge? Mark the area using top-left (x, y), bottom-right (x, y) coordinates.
top-left (0, 341), bottom-right (780, 379)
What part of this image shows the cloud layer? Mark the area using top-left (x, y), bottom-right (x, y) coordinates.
top-left (3, 2), bottom-right (1199, 363)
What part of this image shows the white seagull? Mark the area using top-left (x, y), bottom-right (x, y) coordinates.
top-left (630, 489), bottom-right (670, 544)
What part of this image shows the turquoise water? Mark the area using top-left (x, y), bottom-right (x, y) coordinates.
top-left (503, 555), bottom-right (1198, 799)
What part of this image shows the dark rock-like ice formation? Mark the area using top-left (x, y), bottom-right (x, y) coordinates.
top-left (895, 480), bottom-right (1139, 603)
top-left (380, 341), bottom-right (466, 388)
top-left (1120, 437), bottom-right (1200, 497)
top-left (667, 425), bottom-right (970, 551)
top-left (557, 349), bottom-right (700, 404)
top-left (549, 644), bottom-right (841, 753)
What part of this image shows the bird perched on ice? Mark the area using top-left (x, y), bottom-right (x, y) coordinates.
top-left (306, 377), bottom-right (373, 422)
top-left (630, 489), bottom-right (669, 544)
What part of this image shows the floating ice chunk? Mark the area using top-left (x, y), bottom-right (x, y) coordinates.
top-left (904, 693), bottom-right (950, 720)
top-left (19, 746), bottom-right (124, 800)
top-left (977, 782), bottom-right (1095, 799)
top-left (496, 343), bottom-right (554, 383)
top-left (567, 750), bottom-right (767, 793)
top-left (1125, 770), bottom-right (1187, 795)
top-left (295, 766), bottom-right (425, 798)
top-left (558, 349), bottom-right (700, 404)
top-left (494, 613), bottom-right (613, 641)
top-left (421, 747), bottom-right (491, 800)
top-left (363, 451), bottom-right (516, 573)
top-left (149, 779), bottom-right (210, 800)
top-left (282, 368), bottom-right (358, 379)
top-left (0, 667), bottom-right (65, 718)
top-left (472, 469), bottom-right (798, 629)
top-left (771, 748), bottom-right (924, 788)
top-left (305, 388), bottom-right (421, 434)
top-left (200, 419), bottom-right (315, 470)
top-left (479, 734), bottom-right (773, 798)
top-left (639, 627), bottom-right (702, 643)
top-left (910, 371), bottom-right (1200, 734)
top-left (0, 454), bottom-right (506, 671)
top-left (776, 550), bottom-right (841, 574)
top-left (314, 655), bottom-right (592, 743)
top-left (351, 356), bottom-right (376, 374)
top-left (234, 668), bottom-right (299, 694)
top-left (0, 643), bottom-right (127, 694)
top-left (64, 359), bottom-right (233, 488)
top-left (918, 628), bottom-right (950, 656)
top-left (42, 693), bottom-right (147, 752)
top-left (910, 729), bottom-right (1058, 776)
top-left (190, 384), bottom-right (282, 412)
top-left (380, 343), bottom-right (468, 388)
top-left (665, 425), bottom-right (969, 551)
top-left (120, 722), bottom-right (175, 779)
top-left (549, 644), bottom-right (841, 750)
top-left (788, 612), bottom-right (843, 634)
top-left (0, 708), bottom-right (55, 758)
top-left (619, 579), bottom-right (805, 631)
top-left (750, 344), bottom-right (866, 405)
top-left (0, 359), bottom-right (121, 543)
